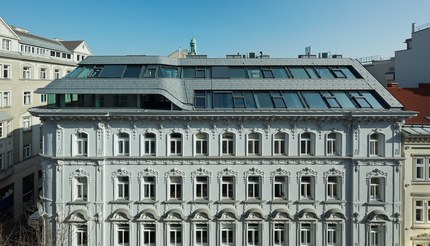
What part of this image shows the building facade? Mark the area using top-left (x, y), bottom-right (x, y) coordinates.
top-left (31, 55), bottom-right (413, 245)
top-left (0, 16), bottom-right (92, 221)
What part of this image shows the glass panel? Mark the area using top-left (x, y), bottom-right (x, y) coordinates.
top-left (332, 69), bottom-right (347, 78)
top-left (66, 66), bottom-right (84, 78)
top-left (213, 92), bottom-right (233, 108)
top-left (302, 92), bottom-right (328, 108)
top-left (254, 92), bottom-right (273, 108)
top-left (183, 67), bottom-right (195, 78)
top-left (160, 66), bottom-right (179, 78)
top-left (229, 67), bottom-right (246, 78)
top-left (123, 65), bottom-right (142, 78)
top-left (143, 67), bottom-right (157, 78)
top-left (333, 91), bottom-right (356, 108)
top-left (244, 92), bottom-right (257, 108)
top-left (338, 66), bottom-right (356, 78)
top-left (361, 92), bottom-right (384, 109)
top-left (272, 67), bottom-right (289, 78)
top-left (273, 97), bottom-right (286, 108)
top-left (99, 65), bottom-right (126, 78)
top-left (88, 67), bottom-right (103, 78)
top-left (305, 67), bottom-right (319, 78)
top-left (282, 92), bottom-right (304, 108)
top-left (289, 67), bottom-right (309, 79)
top-left (196, 67), bottom-right (206, 78)
top-left (315, 67), bottom-right (334, 78)
top-left (247, 67), bottom-right (263, 78)
top-left (212, 66), bottom-right (229, 78)
top-left (262, 69), bottom-right (274, 78)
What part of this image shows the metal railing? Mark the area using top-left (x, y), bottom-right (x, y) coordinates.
top-left (414, 22), bottom-right (430, 32)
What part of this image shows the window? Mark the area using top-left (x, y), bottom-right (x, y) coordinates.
top-left (369, 225), bottom-right (384, 246)
top-left (54, 69), bottom-right (61, 79)
top-left (170, 133), bottom-right (182, 156)
top-left (195, 133), bottom-right (208, 156)
top-left (22, 145), bottom-right (31, 160)
top-left (75, 176), bottom-right (88, 201)
top-left (143, 133), bottom-right (156, 156)
top-left (221, 133), bottom-right (234, 155)
top-left (300, 132), bottom-right (314, 155)
top-left (300, 176), bottom-right (314, 200)
top-left (247, 133), bottom-right (261, 156)
top-left (369, 133), bottom-right (383, 156)
top-left (40, 94), bottom-right (47, 103)
top-left (142, 224), bottom-right (156, 246)
top-left (40, 68), bottom-right (47, 79)
top-left (273, 223), bottom-right (287, 246)
top-left (2, 65), bottom-right (10, 79)
top-left (23, 91), bottom-right (32, 105)
top-left (273, 133), bottom-right (287, 155)
top-left (327, 224), bottom-right (340, 246)
top-left (117, 133), bottom-right (130, 156)
top-left (369, 177), bottom-right (384, 202)
top-left (76, 133), bottom-right (88, 156)
top-left (414, 157), bottom-right (430, 181)
top-left (247, 223), bottom-right (261, 246)
top-left (117, 224), bottom-right (130, 246)
top-left (247, 176), bottom-right (261, 200)
top-left (22, 116), bottom-right (31, 131)
top-left (195, 224), bottom-right (208, 246)
top-left (169, 176), bottom-right (182, 200)
top-left (300, 223), bottom-right (314, 246)
top-left (327, 176), bottom-right (340, 200)
top-left (326, 133), bottom-right (340, 156)
top-left (2, 39), bottom-right (11, 50)
top-left (0, 123), bottom-right (3, 138)
top-left (221, 176), bottom-right (235, 200)
top-left (22, 66), bottom-right (31, 79)
top-left (221, 224), bottom-right (234, 246)
top-left (1, 92), bottom-right (11, 107)
top-left (195, 176), bottom-right (209, 200)
top-left (274, 176), bottom-right (287, 200)
top-left (117, 176), bottom-right (129, 200)
top-left (76, 225), bottom-right (88, 246)
top-left (0, 153), bottom-right (4, 170)
top-left (142, 176), bottom-right (156, 200)
top-left (169, 224), bottom-right (182, 245)
top-left (414, 199), bottom-right (430, 224)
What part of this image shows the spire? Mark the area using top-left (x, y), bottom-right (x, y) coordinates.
top-left (190, 37), bottom-right (197, 55)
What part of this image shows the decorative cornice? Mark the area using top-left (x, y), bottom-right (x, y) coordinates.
top-left (164, 168), bottom-right (185, 183)
top-left (111, 168), bottom-right (132, 181)
top-left (366, 168), bottom-right (388, 183)
top-left (270, 168), bottom-right (291, 184)
top-left (69, 168), bottom-right (91, 185)
top-left (217, 168), bottom-right (238, 183)
top-left (323, 168), bottom-right (344, 184)
top-left (296, 167), bottom-right (317, 183)
top-left (191, 168), bottom-right (212, 183)
top-left (243, 167), bottom-right (265, 183)
top-left (137, 168), bottom-right (159, 184)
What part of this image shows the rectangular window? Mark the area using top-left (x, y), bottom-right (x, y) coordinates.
top-left (247, 133), bottom-right (260, 155)
top-left (300, 176), bottom-right (313, 200)
top-left (416, 200), bottom-right (424, 223)
top-left (142, 176), bottom-right (156, 200)
top-left (143, 224), bottom-right (156, 246)
top-left (169, 176), bottom-right (182, 200)
top-left (23, 91), bottom-right (32, 105)
top-left (273, 133), bottom-right (286, 155)
top-left (195, 133), bottom-right (208, 155)
top-left (221, 176), bottom-right (235, 200)
top-left (40, 94), bottom-right (47, 103)
top-left (117, 224), bottom-right (130, 246)
top-left (143, 133), bottom-right (156, 156)
top-left (1, 92), bottom-right (11, 107)
top-left (221, 224), bottom-right (234, 245)
top-left (75, 177), bottom-right (88, 201)
top-left (2, 65), bottom-right (10, 79)
top-left (370, 177), bottom-right (384, 202)
top-left (169, 224), bottom-right (182, 245)
top-left (23, 66), bottom-right (31, 79)
top-left (40, 68), bottom-right (47, 79)
top-left (222, 134), bottom-right (234, 155)
top-left (273, 223), bottom-right (286, 246)
top-left (23, 144), bottom-right (31, 159)
top-left (117, 176), bottom-right (129, 200)
top-left (0, 123), bottom-right (3, 138)
top-left (300, 133), bottom-right (312, 155)
top-left (247, 223), bottom-right (260, 246)
top-left (414, 157), bottom-right (430, 181)
top-left (327, 224), bottom-right (340, 246)
top-left (54, 69), bottom-right (61, 79)
top-left (76, 133), bottom-right (88, 156)
top-left (300, 223), bottom-right (313, 245)
top-left (195, 176), bottom-right (209, 200)
top-left (274, 176), bottom-right (287, 200)
top-left (2, 39), bottom-right (11, 50)
top-left (195, 224), bottom-right (208, 246)
top-left (76, 225), bottom-right (88, 246)
top-left (247, 176), bottom-right (261, 200)
top-left (117, 133), bottom-right (130, 156)
top-left (327, 176), bottom-right (340, 200)
top-left (369, 225), bottom-right (384, 246)
top-left (22, 116), bottom-right (31, 131)
top-left (170, 133), bottom-right (182, 156)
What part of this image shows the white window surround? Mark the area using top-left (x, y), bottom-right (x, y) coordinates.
top-left (414, 198), bottom-right (430, 224)
top-left (1, 64), bottom-right (11, 79)
top-left (75, 224), bottom-right (88, 246)
top-left (23, 91), bottom-right (32, 105)
top-left (273, 176), bottom-right (288, 200)
top-left (327, 176), bottom-right (341, 200)
top-left (2, 39), bottom-right (11, 50)
top-left (74, 176), bottom-right (88, 201)
top-left (194, 223), bottom-right (209, 246)
top-left (300, 131), bottom-right (316, 156)
top-left (246, 223), bottom-right (261, 246)
top-left (300, 176), bottom-right (314, 200)
top-left (115, 132), bottom-right (130, 156)
top-left (169, 176), bottom-right (183, 200)
top-left (369, 177), bottom-right (385, 202)
top-left (168, 224), bottom-right (182, 246)
top-left (326, 132), bottom-right (342, 156)
top-left (22, 66), bottom-right (31, 79)
top-left (0, 91), bottom-right (11, 107)
top-left (116, 176), bottom-right (130, 200)
top-left (273, 132), bottom-right (288, 156)
top-left (244, 168), bottom-right (264, 201)
top-left (194, 176), bottom-right (209, 200)
top-left (141, 224), bottom-right (156, 246)
top-left (247, 132), bottom-right (261, 156)
top-left (141, 176), bottom-right (156, 200)
top-left (141, 133), bottom-right (156, 156)
top-left (23, 144), bottom-right (32, 159)
top-left (369, 132), bottom-right (384, 157)
top-left (169, 132), bottom-right (183, 156)
top-left (414, 157), bottom-right (430, 181)
top-left (116, 223), bottom-right (130, 246)
top-left (326, 223), bottom-right (342, 246)
top-left (368, 224), bottom-right (385, 246)
top-left (273, 223), bottom-right (287, 246)
top-left (221, 132), bottom-right (235, 156)
top-left (40, 68), bottom-right (48, 80)
top-left (220, 223), bottom-right (235, 246)
top-left (74, 132), bottom-right (88, 156)
top-left (194, 132), bottom-right (209, 156)
top-left (299, 223), bottom-right (315, 246)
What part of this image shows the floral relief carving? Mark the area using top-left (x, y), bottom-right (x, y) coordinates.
top-left (365, 168), bottom-right (388, 183)
top-left (69, 168), bottom-right (91, 185)
top-left (164, 168), bottom-right (185, 183)
top-left (323, 168), bottom-right (345, 184)
top-left (296, 167), bottom-right (317, 183)
top-left (243, 167), bottom-right (264, 183)
top-left (270, 168), bottom-right (291, 184)
top-left (217, 168), bottom-right (238, 183)
top-left (137, 168), bottom-right (159, 184)
top-left (111, 168), bottom-right (132, 181)
top-left (191, 168), bottom-right (212, 183)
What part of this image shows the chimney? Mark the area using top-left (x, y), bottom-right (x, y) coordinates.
top-left (387, 83), bottom-right (399, 89)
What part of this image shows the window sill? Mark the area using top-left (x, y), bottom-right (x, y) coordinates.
top-left (365, 201), bottom-right (386, 206)
top-left (67, 200), bottom-right (89, 205)
top-left (163, 199), bottom-right (185, 204)
top-left (322, 199), bottom-right (345, 204)
top-left (189, 199), bottom-right (212, 204)
top-left (268, 199), bottom-right (291, 204)
top-left (411, 181), bottom-right (430, 185)
top-left (110, 199), bottom-right (132, 204)
top-left (216, 199), bottom-right (238, 204)
top-left (243, 199), bottom-right (266, 204)
top-left (411, 225), bottom-right (430, 229)
top-left (135, 199), bottom-right (158, 204)
top-left (296, 199), bottom-right (319, 204)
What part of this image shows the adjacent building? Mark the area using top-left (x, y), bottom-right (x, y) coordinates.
top-left (0, 16), bottom-right (92, 221)
top-left (388, 83), bottom-right (430, 246)
top-left (30, 53), bottom-right (414, 245)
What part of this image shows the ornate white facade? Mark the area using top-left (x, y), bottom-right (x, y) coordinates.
top-left (31, 55), bottom-right (413, 245)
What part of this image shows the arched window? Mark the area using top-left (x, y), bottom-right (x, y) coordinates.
top-left (221, 133), bottom-right (235, 156)
top-left (247, 133), bottom-right (261, 156)
top-left (300, 132), bottom-right (315, 156)
top-left (117, 133), bottom-right (130, 156)
top-left (76, 132), bottom-right (88, 156)
top-left (273, 133), bottom-right (287, 155)
top-left (143, 133), bottom-right (156, 156)
top-left (195, 133), bottom-right (209, 156)
top-left (369, 133), bottom-right (384, 157)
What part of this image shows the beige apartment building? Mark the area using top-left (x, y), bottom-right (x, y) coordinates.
top-left (0, 16), bottom-right (92, 221)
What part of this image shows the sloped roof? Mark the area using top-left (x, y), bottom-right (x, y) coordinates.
top-left (13, 29), bottom-right (70, 53)
top-left (387, 83), bottom-right (430, 124)
top-left (60, 40), bottom-right (84, 51)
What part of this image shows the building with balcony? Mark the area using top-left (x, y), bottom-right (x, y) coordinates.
top-left (0, 16), bottom-right (92, 221)
top-left (30, 53), bottom-right (413, 245)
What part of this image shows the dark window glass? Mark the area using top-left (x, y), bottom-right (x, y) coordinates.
top-left (305, 67), bottom-right (319, 78)
top-left (255, 92), bottom-right (274, 108)
top-left (262, 69), bottom-right (274, 78)
top-left (273, 97), bottom-right (286, 108)
top-left (67, 67), bottom-right (84, 78)
top-left (212, 67), bottom-right (229, 78)
top-left (247, 67), bottom-right (263, 78)
top-left (338, 67), bottom-right (356, 78)
top-left (194, 91), bottom-right (206, 108)
top-left (350, 92), bottom-right (371, 108)
top-left (361, 92), bottom-right (384, 109)
top-left (332, 69), bottom-right (346, 78)
top-left (196, 67), bottom-right (206, 78)
top-left (159, 67), bottom-right (179, 78)
top-left (244, 92), bottom-right (257, 108)
top-left (321, 92), bottom-right (340, 108)
top-left (183, 67), bottom-right (195, 78)
top-left (282, 92), bottom-right (304, 108)
top-left (123, 65), bottom-right (142, 78)
top-left (88, 67), bottom-right (103, 78)
top-left (289, 67), bottom-right (309, 79)
top-left (315, 67), bottom-right (334, 78)
top-left (229, 67), bottom-right (246, 78)
top-left (302, 92), bottom-right (328, 108)
top-left (233, 92), bottom-right (246, 108)
top-left (333, 92), bottom-right (356, 108)
top-left (272, 67), bottom-right (289, 78)
top-left (213, 92), bottom-right (233, 108)
top-left (143, 67), bottom-right (157, 78)
top-left (99, 65), bottom-right (126, 78)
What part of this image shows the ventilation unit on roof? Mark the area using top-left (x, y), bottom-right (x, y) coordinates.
top-left (332, 54), bottom-right (342, 58)
top-left (319, 52), bottom-right (331, 58)
top-left (248, 52), bottom-right (256, 58)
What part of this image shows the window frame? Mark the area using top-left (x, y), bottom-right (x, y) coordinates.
top-left (76, 224), bottom-right (88, 246)
top-left (273, 132), bottom-right (287, 156)
top-left (220, 223), bottom-right (235, 246)
top-left (220, 176), bottom-right (235, 200)
top-left (369, 133), bottom-right (384, 157)
top-left (168, 224), bottom-right (183, 246)
top-left (273, 222), bottom-right (287, 246)
top-left (221, 133), bottom-right (235, 156)
top-left (75, 176), bottom-right (88, 201)
top-left (22, 66), bottom-right (31, 79)
top-left (414, 157), bottom-right (430, 181)
top-left (23, 144), bottom-right (32, 159)
top-left (23, 91), bottom-right (32, 105)
top-left (195, 132), bottom-right (209, 156)
top-left (369, 224), bottom-right (385, 246)
top-left (76, 132), bottom-right (88, 156)
top-left (194, 176), bottom-right (209, 201)
top-left (299, 223), bottom-right (315, 246)
top-left (369, 177), bottom-right (385, 202)
top-left (247, 132), bottom-right (261, 156)
top-left (142, 133), bottom-right (156, 156)
top-left (194, 223), bottom-right (209, 246)
top-left (142, 224), bottom-right (156, 246)
top-left (273, 176), bottom-right (288, 200)
top-left (326, 176), bottom-right (341, 200)
top-left (116, 132), bottom-right (130, 156)
top-left (247, 175), bottom-right (262, 200)
top-left (168, 176), bottom-right (183, 200)
top-left (300, 175), bottom-right (314, 200)
top-left (300, 132), bottom-right (315, 156)
top-left (116, 223), bottom-right (130, 246)
top-left (1, 65), bottom-right (11, 79)
top-left (326, 132), bottom-right (341, 156)
top-left (169, 133), bottom-right (183, 156)
top-left (246, 223), bottom-right (262, 246)
top-left (116, 176), bottom-right (130, 200)
top-left (141, 176), bottom-right (156, 201)
top-left (326, 223), bottom-right (341, 246)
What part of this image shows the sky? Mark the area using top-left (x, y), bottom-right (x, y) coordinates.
top-left (2, 0), bottom-right (430, 59)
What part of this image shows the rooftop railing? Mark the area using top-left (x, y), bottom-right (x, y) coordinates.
top-left (414, 22), bottom-right (430, 32)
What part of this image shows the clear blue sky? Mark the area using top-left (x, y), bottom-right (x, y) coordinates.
top-left (2, 0), bottom-right (430, 58)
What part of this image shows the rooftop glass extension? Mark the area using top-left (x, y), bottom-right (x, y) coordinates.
top-left (66, 65), bottom-right (362, 79)
top-left (194, 90), bottom-right (387, 110)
